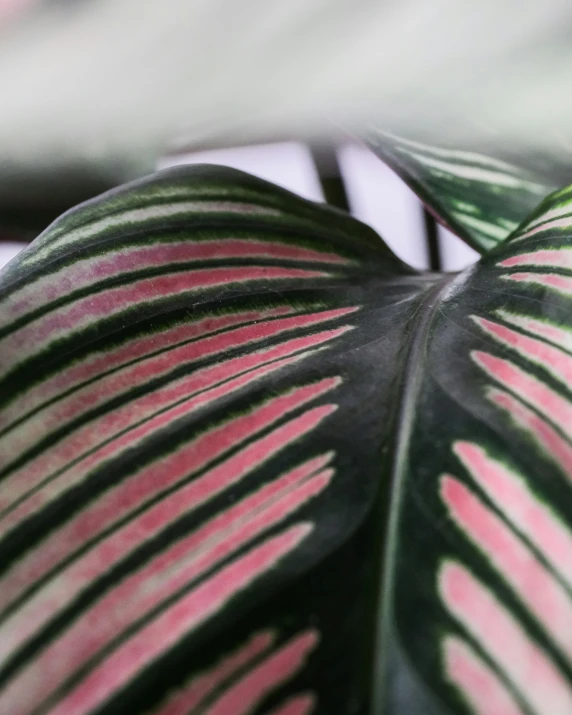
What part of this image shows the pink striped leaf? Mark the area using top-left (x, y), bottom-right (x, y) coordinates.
top-left (0, 164), bottom-right (431, 715)
top-left (2, 164), bottom-right (572, 715)
top-left (384, 184), bottom-right (572, 715)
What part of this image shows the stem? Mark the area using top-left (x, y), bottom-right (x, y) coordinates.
top-left (369, 274), bottom-right (456, 713)
top-left (310, 144), bottom-right (351, 213)
top-left (422, 208), bottom-right (442, 271)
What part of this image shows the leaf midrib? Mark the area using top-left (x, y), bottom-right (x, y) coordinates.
top-left (369, 271), bottom-right (458, 714)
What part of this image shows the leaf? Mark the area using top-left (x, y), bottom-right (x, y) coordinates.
top-left (379, 184), bottom-right (572, 713)
top-left (0, 164), bottom-right (153, 244)
top-left (1, 164), bottom-right (572, 714)
top-left (0, 164), bottom-right (434, 714)
top-left (364, 129), bottom-right (571, 254)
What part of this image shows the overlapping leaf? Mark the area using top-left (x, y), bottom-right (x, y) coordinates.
top-left (1, 163), bottom-right (572, 714)
top-left (4, 0), bottom-right (572, 233)
top-left (365, 129), bottom-right (571, 254)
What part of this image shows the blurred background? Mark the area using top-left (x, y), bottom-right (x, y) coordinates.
top-left (0, 139), bottom-right (478, 271)
top-left (1, 0), bottom-right (570, 272)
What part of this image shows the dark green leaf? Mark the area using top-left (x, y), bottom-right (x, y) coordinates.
top-left (379, 181), bottom-right (572, 714)
top-left (0, 165), bottom-right (432, 714)
top-left (365, 129), bottom-right (572, 254)
top-left (1, 164), bottom-right (572, 714)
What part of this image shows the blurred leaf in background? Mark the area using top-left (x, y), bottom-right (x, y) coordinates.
top-left (2, 0), bottom-right (572, 243)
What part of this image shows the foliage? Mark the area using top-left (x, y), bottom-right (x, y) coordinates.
top-left (1, 160), bottom-right (571, 714)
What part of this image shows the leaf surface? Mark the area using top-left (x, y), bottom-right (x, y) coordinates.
top-left (379, 182), bottom-right (572, 714)
top-left (365, 129), bottom-right (572, 254)
top-left (1, 165), bottom-right (572, 714)
top-left (0, 165), bottom-right (432, 714)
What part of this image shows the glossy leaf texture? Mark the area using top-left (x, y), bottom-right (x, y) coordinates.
top-left (2, 163), bottom-right (572, 715)
top-left (382, 182), bottom-right (572, 713)
top-left (0, 165), bottom-right (433, 715)
top-left (365, 129), bottom-right (571, 254)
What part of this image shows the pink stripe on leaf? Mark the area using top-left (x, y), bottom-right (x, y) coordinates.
top-left (443, 635), bottom-right (524, 715)
top-left (474, 317), bottom-right (572, 388)
top-left (204, 632), bottom-right (318, 715)
top-left (488, 388), bottom-right (572, 478)
top-left (43, 525), bottom-right (313, 715)
top-left (0, 327), bottom-right (348, 525)
top-left (154, 631), bottom-right (275, 715)
top-left (0, 383), bottom-right (337, 613)
top-left (440, 561), bottom-right (572, 715)
top-left (0, 238), bottom-right (350, 331)
top-left (441, 476), bottom-right (572, 661)
top-left (501, 272), bottom-right (572, 296)
top-left (499, 249), bottom-right (572, 270)
top-left (454, 441), bottom-right (572, 590)
top-left (0, 265), bottom-right (332, 375)
top-left (473, 351), bottom-right (572, 441)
